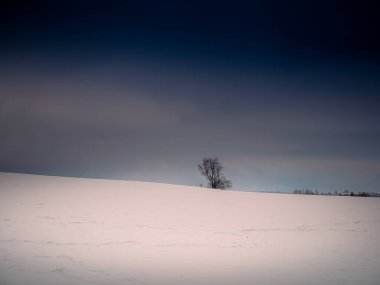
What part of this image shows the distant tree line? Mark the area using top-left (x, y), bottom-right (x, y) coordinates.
top-left (293, 188), bottom-right (380, 197)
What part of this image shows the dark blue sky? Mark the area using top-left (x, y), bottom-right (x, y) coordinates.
top-left (1, 0), bottom-right (379, 192)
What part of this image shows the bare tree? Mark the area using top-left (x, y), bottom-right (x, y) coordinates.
top-left (198, 158), bottom-right (232, 190)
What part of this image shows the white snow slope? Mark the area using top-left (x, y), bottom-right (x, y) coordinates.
top-left (1, 173), bottom-right (379, 285)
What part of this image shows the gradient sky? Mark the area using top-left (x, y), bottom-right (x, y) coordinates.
top-left (1, 0), bottom-right (379, 192)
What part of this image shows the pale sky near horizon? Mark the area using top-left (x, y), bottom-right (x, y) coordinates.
top-left (1, 1), bottom-right (379, 192)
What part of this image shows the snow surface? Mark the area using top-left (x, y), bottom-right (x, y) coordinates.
top-left (1, 173), bottom-right (380, 285)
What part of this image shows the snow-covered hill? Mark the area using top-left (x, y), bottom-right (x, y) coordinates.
top-left (1, 173), bottom-right (379, 285)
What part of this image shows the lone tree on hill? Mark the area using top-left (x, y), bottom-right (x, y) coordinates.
top-left (198, 157), bottom-right (232, 190)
